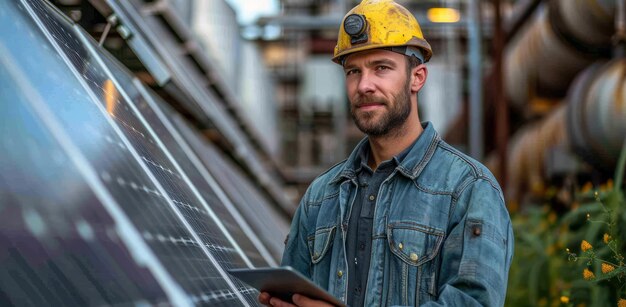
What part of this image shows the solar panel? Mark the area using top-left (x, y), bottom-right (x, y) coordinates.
top-left (0, 61), bottom-right (169, 306)
top-left (0, 1), bottom-right (288, 305)
top-left (171, 115), bottom-right (290, 261)
top-left (0, 3), bottom-right (175, 305)
top-left (103, 0), bottom-right (293, 213)
top-left (91, 42), bottom-right (276, 267)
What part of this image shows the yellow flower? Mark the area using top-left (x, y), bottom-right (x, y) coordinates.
top-left (583, 268), bottom-right (595, 280)
top-left (581, 240), bottom-right (592, 252)
top-left (602, 263), bottom-right (615, 274)
top-left (560, 296), bottom-right (569, 303)
top-left (619, 298), bottom-right (626, 307)
top-left (604, 233), bottom-right (611, 244)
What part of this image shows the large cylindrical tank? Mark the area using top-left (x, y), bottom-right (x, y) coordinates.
top-left (566, 59), bottom-right (626, 170)
top-left (505, 0), bottom-right (615, 107)
top-left (506, 105), bottom-right (568, 204)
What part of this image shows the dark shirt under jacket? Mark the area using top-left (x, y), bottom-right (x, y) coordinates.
top-left (345, 141), bottom-right (415, 307)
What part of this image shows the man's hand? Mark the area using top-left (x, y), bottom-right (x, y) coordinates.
top-left (258, 292), bottom-right (335, 307)
top-left (258, 292), bottom-right (272, 306)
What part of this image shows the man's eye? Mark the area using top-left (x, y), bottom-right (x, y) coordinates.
top-left (345, 69), bottom-right (358, 76)
top-left (376, 66), bottom-right (390, 71)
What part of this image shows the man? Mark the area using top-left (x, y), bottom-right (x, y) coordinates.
top-left (260, 0), bottom-right (513, 306)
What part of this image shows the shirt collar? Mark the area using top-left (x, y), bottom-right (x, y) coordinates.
top-left (332, 122), bottom-right (440, 183)
top-left (354, 135), bottom-right (416, 174)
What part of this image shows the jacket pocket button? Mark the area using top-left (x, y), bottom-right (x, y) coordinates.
top-left (473, 227), bottom-right (481, 236)
top-left (398, 243), bottom-right (403, 250)
top-left (337, 270), bottom-right (344, 278)
top-left (410, 253), bottom-right (418, 262)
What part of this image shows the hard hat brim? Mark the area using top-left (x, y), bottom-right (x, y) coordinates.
top-left (332, 37), bottom-right (433, 65)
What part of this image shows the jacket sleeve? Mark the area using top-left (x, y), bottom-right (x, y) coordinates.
top-left (421, 177), bottom-right (514, 307)
top-left (280, 188), bottom-right (312, 277)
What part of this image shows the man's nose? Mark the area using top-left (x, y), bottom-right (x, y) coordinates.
top-left (357, 72), bottom-right (376, 95)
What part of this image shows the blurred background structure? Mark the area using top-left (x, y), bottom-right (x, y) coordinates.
top-left (1, 0), bottom-right (626, 306)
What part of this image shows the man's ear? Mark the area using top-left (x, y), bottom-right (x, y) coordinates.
top-left (410, 64), bottom-right (428, 93)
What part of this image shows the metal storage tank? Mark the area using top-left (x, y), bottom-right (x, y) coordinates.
top-left (504, 0), bottom-right (615, 107)
top-left (566, 59), bottom-right (626, 171)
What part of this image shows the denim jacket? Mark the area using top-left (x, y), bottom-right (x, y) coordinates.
top-left (282, 123), bottom-right (514, 306)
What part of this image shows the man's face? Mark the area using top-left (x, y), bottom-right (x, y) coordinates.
top-left (343, 49), bottom-right (413, 137)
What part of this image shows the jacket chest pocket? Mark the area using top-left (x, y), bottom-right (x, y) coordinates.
top-left (307, 226), bottom-right (337, 264)
top-left (387, 223), bottom-right (444, 266)
top-left (385, 222), bottom-right (444, 305)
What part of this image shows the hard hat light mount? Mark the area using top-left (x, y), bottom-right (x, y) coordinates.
top-left (344, 14), bottom-right (368, 45)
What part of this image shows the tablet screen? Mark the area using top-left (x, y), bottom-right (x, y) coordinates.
top-left (228, 266), bottom-right (346, 307)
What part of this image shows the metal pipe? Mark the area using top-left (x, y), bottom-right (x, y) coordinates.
top-left (493, 0), bottom-right (509, 191)
top-left (566, 59), bottom-right (626, 171)
top-left (504, 0), bottom-right (615, 107)
top-left (468, 0), bottom-right (483, 160)
top-left (498, 57), bottom-right (626, 201)
top-left (615, 0), bottom-right (626, 56)
top-left (505, 105), bottom-right (568, 204)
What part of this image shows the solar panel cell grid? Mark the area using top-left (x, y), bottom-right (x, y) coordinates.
top-left (23, 0), bottom-right (249, 300)
top-left (0, 0), bottom-right (287, 305)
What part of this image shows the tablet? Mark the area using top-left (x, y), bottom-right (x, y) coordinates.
top-left (227, 266), bottom-right (346, 307)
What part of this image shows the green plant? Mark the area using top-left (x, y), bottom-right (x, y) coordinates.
top-left (506, 204), bottom-right (572, 307)
top-left (562, 139), bottom-right (626, 307)
top-left (506, 139), bottom-right (626, 307)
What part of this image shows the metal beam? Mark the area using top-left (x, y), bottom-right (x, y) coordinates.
top-left (468, 0), bottom-right (483, 160)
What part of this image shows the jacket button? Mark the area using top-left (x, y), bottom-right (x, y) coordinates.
top-left (369, 195), bottom-right (375, 201)
top-left (398, 243), bottom-right (403, 250)
top-left (473, 227), bottom-right (481, 236)
top-left (337, 270), bottom-right (343, 278)
top-left (410, 253), bottom-right (418, 262)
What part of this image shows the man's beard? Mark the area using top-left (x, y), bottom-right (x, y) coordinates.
top-left (350, 79), bottom-right (412, 137)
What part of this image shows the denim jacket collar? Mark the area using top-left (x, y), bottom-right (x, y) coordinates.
top-left (330, 121), bottom-right (440, 184)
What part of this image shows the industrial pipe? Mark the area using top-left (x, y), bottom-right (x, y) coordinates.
top-left (501, 59), bottom-right (626, 204)
top-left (505, 0), bottom-right (615, 107)
top-left (566, 59), bottom-right (626, 171)
top-left (504, 105), bottom-right (568, 205)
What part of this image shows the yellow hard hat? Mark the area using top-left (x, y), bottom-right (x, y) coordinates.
top-left (332, 0), bottom-right (432, 65)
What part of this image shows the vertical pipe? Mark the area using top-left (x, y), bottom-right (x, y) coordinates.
top-left (615, 0), bottom-right (626, 57)
top-left (336, 0), bottom-right (347, 16)
top-left (468, 0), bottom-right (483, 160)
top-left (493, 0), bottom-right (509, 191)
